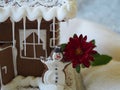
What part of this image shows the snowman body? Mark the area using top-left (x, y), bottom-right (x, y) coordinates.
top-left (43, 60), bottom-right (66, 85)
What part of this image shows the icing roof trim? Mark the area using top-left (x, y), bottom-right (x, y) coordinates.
top-left (0, 0), bottom-right (77, 22)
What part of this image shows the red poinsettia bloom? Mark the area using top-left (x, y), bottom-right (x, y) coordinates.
top-left (63, 34), bottom-right (97, 68)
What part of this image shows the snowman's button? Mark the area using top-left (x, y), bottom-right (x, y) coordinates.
top-left (56, 77), bottom-right (58, 79)
top-left (55, 80), bottom-right (58, 83)
top-left (55, 68), bottom-right (58, 70)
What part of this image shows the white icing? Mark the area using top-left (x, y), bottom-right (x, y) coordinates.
top-left (23, 17), bottom-right (27, 56)
top-left (11, 19), bottom-right (15, 48)
top-left (37, 19), bottom-right (41, 44)
top-left (0, 65), bottom-right (3, 87)
top-left (41, 57), bottom-right (68, 85)
top-left (12, 46), bottom-right (18, 76)
top-left (0, 0), bottom-right (77, 22)
top-left (11, 18), bottom-right (18, 76)
top-left (2, 66), bottom-right (7, 74)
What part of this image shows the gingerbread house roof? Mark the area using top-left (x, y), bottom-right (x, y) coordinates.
top-left (0, 0), bottom-right (77, 22)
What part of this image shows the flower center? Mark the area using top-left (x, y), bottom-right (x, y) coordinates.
top-left (75, 47), bottom-right (82, 55)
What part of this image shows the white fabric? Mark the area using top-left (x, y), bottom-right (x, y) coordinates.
top-left (81, 60), bottom-right (120, 90)
top-left (60, 18), bottom-right (120, 61)
top-left (60, 18), bottom-right (120, 90)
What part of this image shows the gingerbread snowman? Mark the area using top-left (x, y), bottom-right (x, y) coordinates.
top-left (40, 46), bottom-right (69, 86)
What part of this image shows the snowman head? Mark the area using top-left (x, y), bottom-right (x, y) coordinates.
top-left (52, 46), bottom-right (63, 61)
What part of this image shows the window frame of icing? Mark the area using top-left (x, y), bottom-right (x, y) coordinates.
top-left (49, 19), bottom-right (60, 48)
top-left (19, 29), bottom-right (47, 60)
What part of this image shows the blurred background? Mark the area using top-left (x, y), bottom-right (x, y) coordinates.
top-left (77, 0), bottom-right (120, 33)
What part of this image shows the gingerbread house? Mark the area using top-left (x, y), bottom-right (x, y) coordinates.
top-left (0, 0), bottom-right (79, 90)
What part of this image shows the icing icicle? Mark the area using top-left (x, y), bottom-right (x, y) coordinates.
top-left (37, 19), bottom-right (41, 44)
top-left (11, 19), bottom-right (15, 48)
top-left (11, 18), bottom-right (18, 76)
top-left (23, 17), bottom-right (26, 56)
top-left (0, 66), bottom-right (3, 87)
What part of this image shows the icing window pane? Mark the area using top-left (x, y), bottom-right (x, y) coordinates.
top-left (19, 29), bottom-right (47, 60)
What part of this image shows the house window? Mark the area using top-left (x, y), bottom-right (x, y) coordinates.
top-left (19, 29), bottom-right (47, 60)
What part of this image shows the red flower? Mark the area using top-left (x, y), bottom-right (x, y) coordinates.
top-left (63, 34), bottom-right (97, 68)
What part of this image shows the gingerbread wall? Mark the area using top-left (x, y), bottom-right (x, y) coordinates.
top-left (0, 18), bottom-right (59, 84)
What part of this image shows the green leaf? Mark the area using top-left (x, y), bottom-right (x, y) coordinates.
top-left (91, 39), bottom-right (96, 45)
top-left (81, 64), bottom-right (86, 68)
top-left (91, 54), bottom-right (112, 66)
top-left (76, 65), bottom-right (81, 73)
top-left (60, 44), bottom-right (67, 51)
